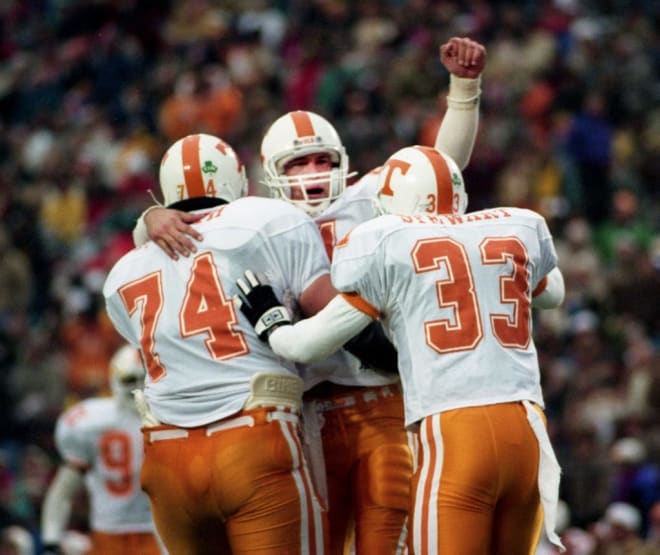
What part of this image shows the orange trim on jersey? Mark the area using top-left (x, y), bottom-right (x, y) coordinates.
top-left (416, 146), bottom-right (453, 214)
top-left (291, 111), bottom-right (315, 137)
top-left (532, 276), bottom-right (548, 298)
top-left (341, 292), bottom-right (380, 319)
top-left (182, 135), bottom-right (206, 198)
top-left (335, 230), bottom-right (352, 249)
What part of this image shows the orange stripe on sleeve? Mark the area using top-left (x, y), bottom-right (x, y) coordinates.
top-left (182, 135), bottom-right (206, 198)
top-left (532, 276), bottom-right (548, 297)
top-left (341, 292), bottom-right (380, 319)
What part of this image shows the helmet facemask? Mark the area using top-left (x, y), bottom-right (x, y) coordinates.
top-left (260, 111), bottom-right (353, 217)
top-left (263, 150), bottom-right (348, 217)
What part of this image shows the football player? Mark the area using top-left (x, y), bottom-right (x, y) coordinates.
top-left (251, 36), bottom-right (486, 555)
top-left (103, 133), bottom-right (394, 554)
top-left (40, 344), bottom-right (164, 555)
top-left (237, 145), bottom-right (566, 555)
top-left (131, 37), bottom-right (486, 554)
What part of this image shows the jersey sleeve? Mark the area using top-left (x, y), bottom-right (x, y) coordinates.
top-left (534, 213), bottom-right (559, 287)
top-left (266, 211), bottom-right (331, 298)
top-left (331, 221), bottom-right (388, 312)
top-left (54, 403), bottom-right (93, 469)
top-left (131, 211), bottom-right (149, 247)
top-left (103, 264), bottom-right (139, 347)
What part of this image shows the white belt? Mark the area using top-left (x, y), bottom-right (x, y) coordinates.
top-left (147, 409), bottom-right (299, 443)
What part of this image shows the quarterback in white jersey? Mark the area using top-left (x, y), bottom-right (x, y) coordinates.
top-left (238, 146), bottom-right (566, 555)
top-left (103, 133), bottom-right (336, 555)
top-left (257, 39), bottom-right (485, 555)
top-left (40, 345), bottom-right (164, 555)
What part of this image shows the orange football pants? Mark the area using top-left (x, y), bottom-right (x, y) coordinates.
top-left (409, 402), bottom-right (544, 555)
top-left (140, 406), bottom-right (327, 555)
top-left (309, 384), bottom-right (412, 555)
top-left (90, 531), bottom-right (162, 555)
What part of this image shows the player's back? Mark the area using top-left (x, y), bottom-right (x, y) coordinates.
top-left (55, 397), bottom-right (153, 533)
top-left (332, 206), bottom-right (558, 425)
top-left (104, 196), bottom-right (329, 426)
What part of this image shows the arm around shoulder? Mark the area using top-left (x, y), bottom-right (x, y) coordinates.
top-left (132, 206), bottom-right (156, 247)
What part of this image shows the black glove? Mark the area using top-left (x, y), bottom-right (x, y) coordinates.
top-left (41, 544), bottom-right (63, 555)
top-left (343, 321), bottom-right (398, 374)
top-left (235, 270), bottom-right (291, 341)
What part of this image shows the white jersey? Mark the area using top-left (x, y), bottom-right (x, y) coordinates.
top-left (331, 207), bottom-right (558, 427)
top-left (55, 397), bottom-right (154, 534)
top-left (303, 169), bottom-right (400, 389)
top-left (314, 169), bottom-right (381, 257)
top-left (104, 197), bottom-right (329, 426)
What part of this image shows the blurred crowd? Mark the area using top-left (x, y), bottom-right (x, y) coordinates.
top-left (0, 0), bottom-right (658, 553)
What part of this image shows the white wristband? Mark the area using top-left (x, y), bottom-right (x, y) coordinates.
top-left (447, 75), bottom-right (481, 109)
top-left (254, 306), bottom-right (291, 338)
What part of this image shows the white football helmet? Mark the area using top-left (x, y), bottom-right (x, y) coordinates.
top-left (159, 133), bottom-right (248, 206)
top-left (376, 146), bottom-right (467, 216)
top-left (260, 110), bottom-right (351, 217)
top-left (109, 345), bottom-right (145, 409)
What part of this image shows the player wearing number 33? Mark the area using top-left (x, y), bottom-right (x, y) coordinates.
top-left (236, 145), bottom-right (567, 555)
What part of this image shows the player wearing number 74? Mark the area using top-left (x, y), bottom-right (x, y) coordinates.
top-left (236, 145), bottom-right (567, 555)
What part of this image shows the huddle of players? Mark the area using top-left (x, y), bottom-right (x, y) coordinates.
top-left (44, 37), bottom-right (566, 555)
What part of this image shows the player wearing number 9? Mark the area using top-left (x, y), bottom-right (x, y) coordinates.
top-left (239, 145), bottom-right (567, 555)
top-left (40, 344), bottom-right (165, 555)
